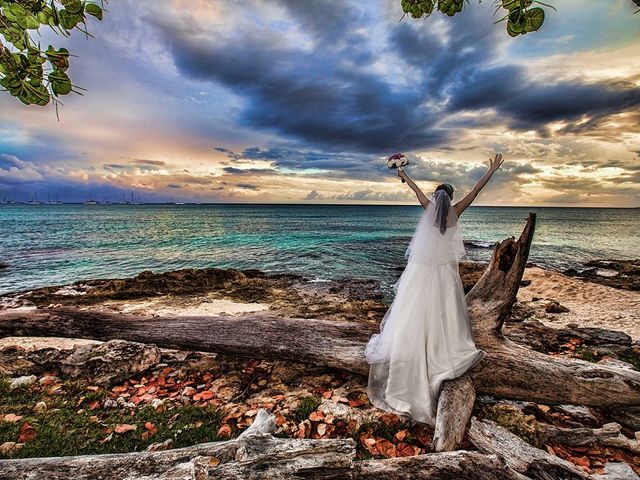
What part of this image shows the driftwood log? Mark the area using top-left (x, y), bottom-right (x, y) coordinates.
top-left (432, 373), bottom-right (475, 451)
top-left (2, 213), bottom-right (640, 469)
top-left (0, 409), bottom-right (526, 480)
top-left (468, 417), bottom-right (591, 480)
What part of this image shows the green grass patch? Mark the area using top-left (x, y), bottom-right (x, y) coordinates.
top-left (292, 395), bottom-right (321, 423)
top-left (574, 346), bottom-right (600, 363)
top-left (0, 375), bottom-right (225, 459)
top-left (619, 349), bottom-right (640, 371)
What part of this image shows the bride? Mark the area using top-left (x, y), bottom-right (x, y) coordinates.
top-left (365, 153), bottom-right (504, 426)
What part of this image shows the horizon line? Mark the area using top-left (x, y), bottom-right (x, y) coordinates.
top-left (0, 202), bottom-right (638, 209)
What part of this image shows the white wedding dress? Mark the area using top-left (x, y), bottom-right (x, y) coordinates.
top-left (364, 190), bottom-right (486, 426)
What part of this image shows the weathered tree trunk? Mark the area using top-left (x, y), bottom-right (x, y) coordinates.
top-left (539, 421), bottom-right (640, 454)
top-left (2, 214), bottom-right (640, 411)
top-left (352, 450), bottom-right (527, 480)
top-left (0, 409), bottom-right (525, 480)
top-left (468, 417), bottom-right (591, 480)
top-left (0, 309), bottom-right (368, 375)
top-left (0, 409), bottom-right (355, 480)
top-left (432, 373), bottom-right (476, 452)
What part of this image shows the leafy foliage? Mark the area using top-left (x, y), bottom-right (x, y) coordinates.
top-left (401, 0), bottom-right (637, 37)
top-left (0, 0), bottom-right (105, 109)
top-left (400, 0), bottom-right (551, 35)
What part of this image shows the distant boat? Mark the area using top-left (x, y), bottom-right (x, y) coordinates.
top-left (123, 192), bottom-right (143, 205)
top-left (25, 193), bottom-right (42, 205)
top-left (45, 194), bottom-right (62, 205)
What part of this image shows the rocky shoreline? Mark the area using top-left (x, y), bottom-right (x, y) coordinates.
top-left (0, 261), bottom-right (639, 476)
top-left (563, 259), bottom-right (640, 291)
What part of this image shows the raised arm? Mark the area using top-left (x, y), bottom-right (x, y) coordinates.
top-left (454, 153), bottom-right (504, 217)
top-left (398, 169), bottom-right (430, 209)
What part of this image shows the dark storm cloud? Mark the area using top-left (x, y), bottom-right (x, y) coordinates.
top-left (147, 2), bottom-right (639, 156)
top-left (217, 145), bottom-right (539, 193)
top-left (499, 81), bottom-right (640, 134)
top-left (149, 8), bottom-right (445, 154)
top-left (236, 183), bottom-right (259, 190)
top-left (133, 159), bottom-right (166, 166)
top-left (218, 146), bottom-right (389, 181)
top-left (222, 166), bottom-right (277, 175)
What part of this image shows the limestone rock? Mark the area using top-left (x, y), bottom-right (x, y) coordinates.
top-left (59, 340), bottom-right (161, 387)
top-left (9, 375), bottom-right (37, 389)
top-left (599, 461), bottom-right (640, 480)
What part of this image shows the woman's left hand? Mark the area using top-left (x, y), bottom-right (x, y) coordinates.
top-left (489, 153), bottom-right (504, 172)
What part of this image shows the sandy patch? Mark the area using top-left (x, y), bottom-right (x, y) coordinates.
top-left (519, 267), bottom-right (640, 340)
top-left (95, 295), bottom-right (272, 317)
top-left (0, 336), bottom-right (100, 351)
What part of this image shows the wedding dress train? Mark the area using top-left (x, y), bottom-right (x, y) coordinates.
top-left (364, 191), bottom-right (486, 426)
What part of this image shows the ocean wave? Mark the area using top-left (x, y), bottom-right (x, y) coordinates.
top-left (464, 240), bottom-right (496, 249)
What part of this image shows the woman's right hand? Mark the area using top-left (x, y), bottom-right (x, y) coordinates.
top-left (397, 169), bottom-right (407, 183)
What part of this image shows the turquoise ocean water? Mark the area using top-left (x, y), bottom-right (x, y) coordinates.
top-left (0, 204), bottom-right (638, 296)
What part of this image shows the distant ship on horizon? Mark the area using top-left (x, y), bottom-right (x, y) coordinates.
top-left (25, 193), bottom-right (42, 205)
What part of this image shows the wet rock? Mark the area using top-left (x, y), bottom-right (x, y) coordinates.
top-left (0, 297), bottom-right (35, 309)
top-left (564, 259), bottom-right (640, 291)
top-left (328, 278), bottom-right (384, 302)
top-left (544, 300), bottom-right (570, 314)
top-left (59, 340), bottom-right (161, 387)
top-left (21, 267), bottom-right (249, 305)
top-left (9, 375), bottom-right (37, 389)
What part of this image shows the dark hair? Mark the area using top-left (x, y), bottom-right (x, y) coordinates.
top-left (435, 183), bottom-right (454, 200)
top-left (435, 183), bottom-right (454, 234)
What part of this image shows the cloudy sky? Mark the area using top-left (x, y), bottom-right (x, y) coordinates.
top-left (1, 0), bottom-right (639, 206)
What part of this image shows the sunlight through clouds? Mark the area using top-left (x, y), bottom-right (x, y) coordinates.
top-left (0, 0), bottom-right (638, 206)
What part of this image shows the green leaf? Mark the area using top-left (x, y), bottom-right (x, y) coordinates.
top-left (58, 10), bottom-right (82, 30)
top-left (46, 46), bottom-right (70, 70)
top-left (85, 3), bottom-right (103, 20)
top-left (36, 11), bottom-right (51, 25)
top-left (49, 70), bottom-right (72, 96)
top-left (62, 0), bottom-right (84, 15)
top-left (524, 7), bottom-right (545, 32)
top-left (507, 20), bottom-right (523, 36)
top-left (501, 0), bottom-right (520, 11)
